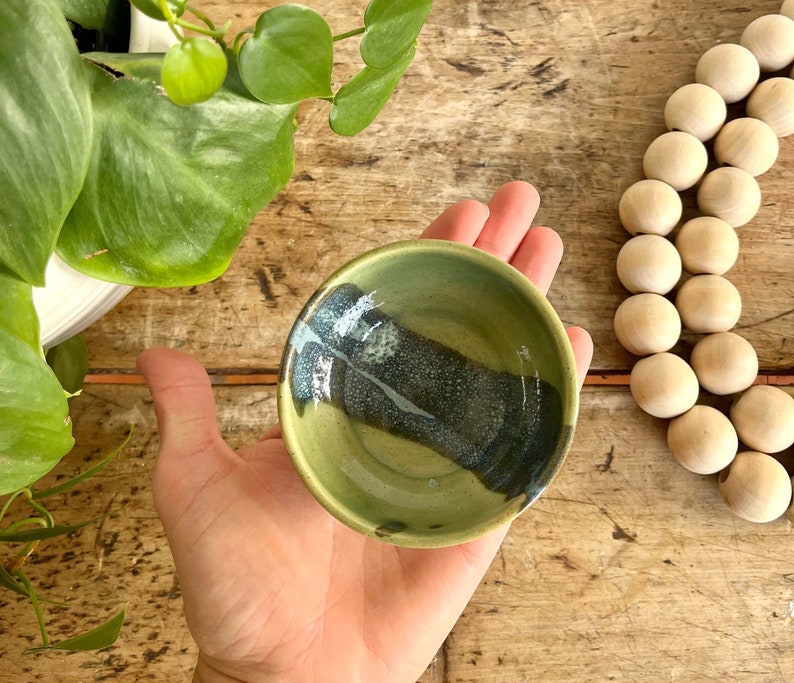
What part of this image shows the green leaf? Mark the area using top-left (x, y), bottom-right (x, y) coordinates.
top-left (330, 45), bottom-right (416, 136)
top-left (0, 330), bottom-right (74, 495)
top-left (239, 5), bottom-right (334, 104)
top-left (33, 427), bottom-right (132, 500)
top-left (56, 54), bottom-right (297, 287)
top-left (360, 0), bottom-right (432, 70)
top-left (0, 0), bottom-right (93, 286)
top-left (25, 604), bottom-right (126, 653)
top-left (0, 519), bottom-right (94, 543)
top-left (0, 270), bottom-right (41, 350)
top-left (162, 38), bottom-right (229, 106)
top-left (45, 335), bottom-right (89, 396)
top-left (129, 0), bottom-right (186, 21)
top-left (0, 565), bottom-right (29, 597)
top-left (54, 0), bottom-right (130, 38)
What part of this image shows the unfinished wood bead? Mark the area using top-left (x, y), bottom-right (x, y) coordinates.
top-left (614, 293), bottom-right (682, 356)
top-left (783, 0), bottom-right (794, 20)
top-left (675, 274), bottom-right (742, 333)
top-left (664, 83), bottom-right (727, 141)
top-left (619, 179), bottom-right (682, 236)
top-left (695, 43), bottom-right (760, 103)
top-left (746, 77), bottom-right (794, 138)
top-left (719, 451), bottom-right (792, 523)
top-left (696, 167), bottom-right (761, 227)
top-left (730, 385), bottom-right (794, 453)
top-left (616, 234), bottom-right (682, 294)
top-left (714, 117), bottom-right (779, 176)
top-left (667, 405), bottom-right (738, 474)
top-left (643, 131), bottom-right (708, 190)
top-left (630, 352), bottom-right (699, 419)
top-left (674, 216), bottom-right (739, 275)
top-left (690, 332), bottom-right (758, 396)
top-left (740, 14), bottom-right (794, 72)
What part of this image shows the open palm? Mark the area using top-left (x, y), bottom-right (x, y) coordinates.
top-left (138, 181), bottom-right (593, 683)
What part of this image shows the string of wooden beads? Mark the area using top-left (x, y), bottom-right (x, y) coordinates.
top-left (614, 3), bottom-right (794, 524)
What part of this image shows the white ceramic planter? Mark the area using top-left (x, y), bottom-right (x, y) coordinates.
top-left (33, 8), bottom-right (178, 348)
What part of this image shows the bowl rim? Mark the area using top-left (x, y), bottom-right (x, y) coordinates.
top-left (277, 238), bottom-right (580, 547)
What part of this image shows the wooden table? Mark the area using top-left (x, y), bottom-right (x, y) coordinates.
top-left (3, 1), bottom-right (792, 680)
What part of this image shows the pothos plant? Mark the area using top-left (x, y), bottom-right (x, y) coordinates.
top-left (1, 0), bottom-right (431, 652)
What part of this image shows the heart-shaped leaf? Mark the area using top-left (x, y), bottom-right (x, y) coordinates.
top-left (0, 0), bottom-right (92, 286)
top-left (56, 54), bottom-right (297, 286)
top-left (239, 5), bottom-right (334, 104)
top-left (0, 329), bottom-right (74, 496)
top-left (330, 45), bottom-right (416, 136)
top-left (162, 38), bottom-right (228, 106)
top-left (360, 0), bottom-right (432, 70)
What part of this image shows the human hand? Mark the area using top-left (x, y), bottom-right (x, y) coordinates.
top-left (137, 181), bottom-right (593, 683)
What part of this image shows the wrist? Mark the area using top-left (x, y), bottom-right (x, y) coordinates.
top-left (193, 654), bottom-right (283, 683)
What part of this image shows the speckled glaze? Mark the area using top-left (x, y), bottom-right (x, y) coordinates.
top-left (278, 240), bottom-right (579, 547)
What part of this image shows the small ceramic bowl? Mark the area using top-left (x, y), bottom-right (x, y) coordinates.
top-left (278, 240), bottom-right (579, 547)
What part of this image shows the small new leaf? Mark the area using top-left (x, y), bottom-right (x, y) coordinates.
top-left (162, 38), bottom-right (228, 106)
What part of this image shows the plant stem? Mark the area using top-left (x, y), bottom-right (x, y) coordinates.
top-left (24, 493), bottom-right (54, 529)
top-left (186, 4), bottom-right (216, 30)
top-left (173, 17), bottom-right (228, 41)
top-left (232, 28), bottom-right (253, 55)
top-left (333, 26), bottom-right (366, 42)
top-left (15, 571), bottom-right (49, 648)
top-left (0, 490), bottom-right (25, 524)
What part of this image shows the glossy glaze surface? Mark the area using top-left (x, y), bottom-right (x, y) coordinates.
top-left (278, 240), bottom-right (578, 546)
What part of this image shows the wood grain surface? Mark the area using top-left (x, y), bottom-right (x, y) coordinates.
top-left (2, 0), bottom-right (793, 681)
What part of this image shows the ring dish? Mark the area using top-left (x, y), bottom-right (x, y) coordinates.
top-left (278, 239), bottom-right (579, 547)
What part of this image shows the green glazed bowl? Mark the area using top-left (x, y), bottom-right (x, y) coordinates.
top-left (278, 240), bottom-right (578, 547)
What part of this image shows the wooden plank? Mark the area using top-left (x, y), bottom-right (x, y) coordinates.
top-left (78, 0), bottom-right (792, 373)
top-left (2, 385), bottom-right (792, 681)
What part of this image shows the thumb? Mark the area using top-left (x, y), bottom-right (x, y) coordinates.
top-left (137, 347), bottom-right (224, 468)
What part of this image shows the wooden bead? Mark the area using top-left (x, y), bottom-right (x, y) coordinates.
top-left (616, 234), bottom-right (682, 294)
top-left (630, 352), bottom-right (699, 419)
top-left (719, 451), bottom-right (792, 523)
top-left (740, 14), bottom-right (794, 72)
top-left (746, 77), bottom-right (794, 138)
top-left (783, 0), bottom-right (794, 20)
top-left (713, 117), bottom-right (779, 176)
top-left (675, 274), bottom-right (742, 333)
top-left (674, 216), bottom-right (739, 275)
top-left (787, 476), bottom-right (794, 523)
top-left (664, 83), bottom-right (727, 141)
top-left (730, 385), bottom-right (794, 453)
top-left (643, 131), bottom-right (708, 190)
top-left (695, 43), bottom-right (760, 103)
top-left (667, 405), bottom-right (738, 474)
top-left (696, 167), bottom-right (761, 227)
top-left (614, 293), bottom-right (681, 356)
top-left (618, 179), bottom-right (682, 236)
top-left (690, 332), bottom-right (758, 396)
